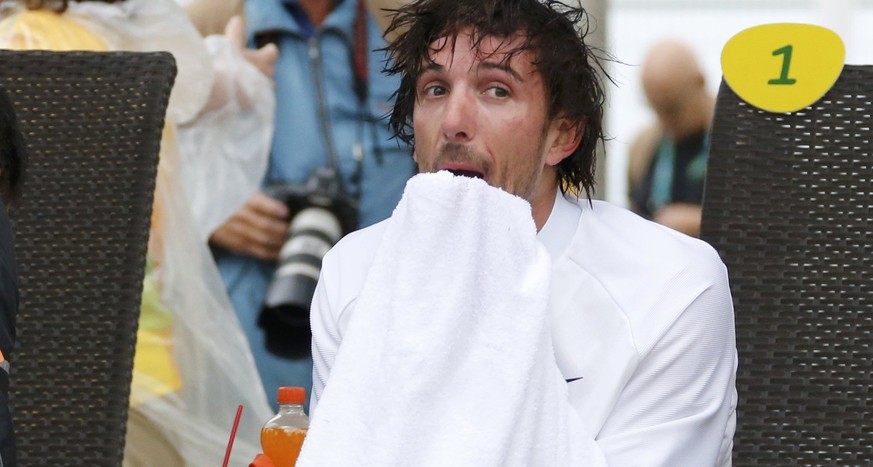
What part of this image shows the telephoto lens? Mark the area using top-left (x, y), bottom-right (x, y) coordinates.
top-left (260, 206), bottom-right (343, 358)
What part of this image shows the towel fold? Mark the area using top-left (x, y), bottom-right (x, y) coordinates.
top-left (298, 172), bottom-right (604, 466)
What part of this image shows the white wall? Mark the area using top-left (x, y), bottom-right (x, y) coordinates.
top-left (602, 0), bottom-right (873, 205)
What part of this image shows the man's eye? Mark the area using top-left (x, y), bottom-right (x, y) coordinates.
top-left (424, 85), bottom-right (447, 97)
top-left (486, 87), bottom-right (509, 98)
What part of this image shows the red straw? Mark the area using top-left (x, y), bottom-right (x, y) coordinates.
top-left (222, 404), bottom-right (245, 467)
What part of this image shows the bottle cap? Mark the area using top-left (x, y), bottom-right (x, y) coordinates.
top-left (277, 386), bottom-right (306, 405)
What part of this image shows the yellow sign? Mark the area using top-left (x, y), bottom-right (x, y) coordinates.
top-left (721, 23), bottom-right (844, 113)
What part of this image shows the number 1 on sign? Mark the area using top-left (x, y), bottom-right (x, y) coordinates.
top-left (768, 45), bottom-right (797, 85)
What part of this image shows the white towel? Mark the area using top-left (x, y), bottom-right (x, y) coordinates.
top-left (298, 172), bottom-right (605, 466)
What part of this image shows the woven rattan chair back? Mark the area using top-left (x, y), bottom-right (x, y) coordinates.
top-left (0, 50), bottom-right (175, 466)
top-left (701, 65), bottom-right (873, 465)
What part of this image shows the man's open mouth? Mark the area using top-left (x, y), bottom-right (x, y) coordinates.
top-left (445, 168), bottom-right (485, 179)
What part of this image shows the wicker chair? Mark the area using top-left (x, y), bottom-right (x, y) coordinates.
top-left (0, 51), bottom-right (175, 466)
top-left (700, 65), bottom-right (873, 465)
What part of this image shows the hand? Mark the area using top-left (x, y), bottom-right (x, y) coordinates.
top-left (653, 202), bottom-right (702, 237)
top-left (210, 192), bottom-right (291, 261)
top-left (225, 15), bottom-right (279, 78)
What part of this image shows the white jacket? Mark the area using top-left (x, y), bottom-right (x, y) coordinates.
top-left (311, 191), bottom-right (737, 466)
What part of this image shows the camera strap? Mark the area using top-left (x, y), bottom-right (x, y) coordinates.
top-left (349, 0), bottom-right (385, 203)
top-left (352, 0), bottom-right (368, 105)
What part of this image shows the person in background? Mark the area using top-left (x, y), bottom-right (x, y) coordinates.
top-left (305, 0), bottom-right (737, 464)
top-left (210, 0), bottom-right (416, 411)
top-left (0, 1), bottom-right (277, 464)
top-left (0, 86), bottom-right (26, 467)
top-left (628, 38), bottom-right (715, 237)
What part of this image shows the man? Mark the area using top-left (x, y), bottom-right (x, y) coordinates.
top-left (309, 0), bottom-right (737, 464)
top-left (210, 0), bottom-right (416, 409)
top-left (628, 39), bottom-right (715, 237)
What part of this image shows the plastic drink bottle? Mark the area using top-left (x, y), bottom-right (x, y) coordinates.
top-left (260, 387), bottom-right (309, 467)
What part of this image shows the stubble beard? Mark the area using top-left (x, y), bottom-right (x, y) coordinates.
top-left (433, 143), bottom-right (490, 175)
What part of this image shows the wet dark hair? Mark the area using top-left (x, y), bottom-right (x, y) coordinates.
top-left (17, 0), bottom-right (122, 13)
top-left (384, 0), bottom-right (609, 198)
top-left (0, 87), bottom-right (27, 207)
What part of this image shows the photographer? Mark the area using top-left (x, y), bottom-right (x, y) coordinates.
top-left (210, 0), bottom-right (415, 411)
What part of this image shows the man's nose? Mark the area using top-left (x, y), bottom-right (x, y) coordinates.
top-left (441, 90), bottom-right (476, 142)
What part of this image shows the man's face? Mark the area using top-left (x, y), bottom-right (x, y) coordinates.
top-left (412, 29), bottom-right (572, 204)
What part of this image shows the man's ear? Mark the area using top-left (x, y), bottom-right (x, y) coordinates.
top-left (546, 117), bottom-right (584, 166)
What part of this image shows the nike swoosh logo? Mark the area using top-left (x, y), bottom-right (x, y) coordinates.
top-left (565, 376), bottom-right (583, 383)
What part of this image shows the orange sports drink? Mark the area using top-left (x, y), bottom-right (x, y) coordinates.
top-left (261, 426), bottom-right (308, 466)
top-left (261, 387), bottom-right (310, 466)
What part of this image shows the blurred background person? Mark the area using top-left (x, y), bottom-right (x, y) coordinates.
top-left (627, 38), bottom-right (714, 237)
top-left (0, 85), bottom-right (26, 467)
top-left (209, 0), bottom-right (416, 412)
top-left (0, 0), bottom-right (277, 464)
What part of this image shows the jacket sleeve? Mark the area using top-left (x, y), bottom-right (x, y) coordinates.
top-left (308, 250), bottom-right (343, 418)
top-left (595, 257), bottom-right (738, 466)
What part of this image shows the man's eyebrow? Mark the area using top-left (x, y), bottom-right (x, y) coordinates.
top-left (419, 62), bottom-right (445, 76)
top-left (479, 61), bottom-right (523, 82)
top-left (417, 60), bottom-right (524, 82)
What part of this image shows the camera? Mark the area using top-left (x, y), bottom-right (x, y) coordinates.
top-left (259, 166), bottom-right (359, 358)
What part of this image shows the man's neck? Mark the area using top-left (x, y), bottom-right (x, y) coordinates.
top-left (531, 177), bottom-right (559, 232)
top-left (297, 0), bottom-right (335, 26)
top-left (671, 93), bottom-right (715, 140)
